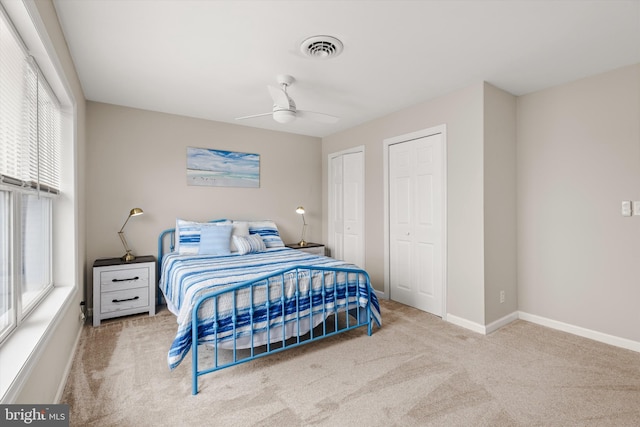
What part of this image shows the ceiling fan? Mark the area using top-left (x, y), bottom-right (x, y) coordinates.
top-left (236, 74), bottom-right (339, 124)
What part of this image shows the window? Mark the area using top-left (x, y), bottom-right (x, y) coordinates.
top-left (0, 191), bottom-right (10, 337)
top-left (0, 5), bottom-right (60, 344)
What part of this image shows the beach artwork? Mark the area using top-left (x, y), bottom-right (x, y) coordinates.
top-left (187, 147), bottom-right (260, 188)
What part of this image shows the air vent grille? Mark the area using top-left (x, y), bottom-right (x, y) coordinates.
top-left (301, 36), bottom-right (343, 59)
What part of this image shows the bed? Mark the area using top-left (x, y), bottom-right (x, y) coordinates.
top-left (158, 219), bottom-right (381, 395)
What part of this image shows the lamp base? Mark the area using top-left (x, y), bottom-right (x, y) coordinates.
top-left (298, 240), bottom-right (307, 247)
top-left (122, 251), bottom-right (136, 262)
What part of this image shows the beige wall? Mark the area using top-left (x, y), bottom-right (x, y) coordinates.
top-left (15, 0), bottom-right (87, 403)
top-left (322, 83), bottom-right (487, 325)
top-left (483, 83), bottom-right (518, 324)
top-left (85, 102), bottom-right (322, 306)
top-left (517, 64), bottom-right (640, 342)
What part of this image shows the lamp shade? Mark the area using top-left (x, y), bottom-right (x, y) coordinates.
top-left (296, 206), bottom-right (305, 215)
top-left (129, 207), bottom-right (144, 217)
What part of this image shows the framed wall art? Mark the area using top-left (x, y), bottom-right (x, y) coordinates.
top-left (187, 147), bottom-right (260, 188)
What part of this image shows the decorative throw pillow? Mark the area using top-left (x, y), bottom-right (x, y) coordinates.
top-left (232, 234), bottom-right (266, 255)
top-left (248, 220), bottom-right (285, 248)
top-left (230, 221), bottom-right (250, 252)
top-left (175, 218), bottom-right (229, 254)
top-left (199, 223), bottom-right (233, 255)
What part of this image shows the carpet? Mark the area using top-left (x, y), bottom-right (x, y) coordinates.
top-left (61, 299), bottom-right (640, 426)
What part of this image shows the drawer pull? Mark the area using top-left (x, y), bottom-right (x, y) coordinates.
top-left (112, 296), bottom-right (140, 303)
top-left (112, 276), bottom-right (139, 282)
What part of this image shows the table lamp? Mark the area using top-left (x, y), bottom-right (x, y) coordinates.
top-left (296, 206), bottom-right (307, 246)
top-left (118, 207), bottom-right (143, 261)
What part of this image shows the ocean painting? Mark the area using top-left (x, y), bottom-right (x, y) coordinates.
top-left (187, 147), bottom-right (260, 188)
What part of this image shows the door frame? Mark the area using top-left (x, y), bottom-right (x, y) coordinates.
top-left (327, 145), bottom-right (365, 264)
top-left (383, 125), bottom-right (447, 320)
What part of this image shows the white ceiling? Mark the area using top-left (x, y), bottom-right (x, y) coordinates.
top-left (53, 0), bottom-right (640, 138)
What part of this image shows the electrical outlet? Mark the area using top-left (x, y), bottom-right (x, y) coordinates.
top-left (499, 291), bottom-right (505, 304)
top-left (79, 301), bottom-right (86, 322)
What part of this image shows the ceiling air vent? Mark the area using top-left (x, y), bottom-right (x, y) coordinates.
top-left (300, 36), bottom-right (343, 59)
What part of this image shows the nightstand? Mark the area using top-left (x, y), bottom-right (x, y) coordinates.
top-left (93, 255), bottom-right (156, 326)
top-left (286, 242), bottom-right (325, 256)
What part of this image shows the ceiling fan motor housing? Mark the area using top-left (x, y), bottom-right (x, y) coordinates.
top-left (273, 109), bottom-right (296, 123)
top-left (276, 74), bottom-right (295, 86)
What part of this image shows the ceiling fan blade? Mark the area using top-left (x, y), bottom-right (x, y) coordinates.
top-left (235, 112), bottom-right (272, 120)
top-left (268, 85), bottom-right (292, 109)
top-left (297, 110), bottom-right (340, 123)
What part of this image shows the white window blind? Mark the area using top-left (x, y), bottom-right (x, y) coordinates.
top-left (0, 10), bottom-right (61, 194)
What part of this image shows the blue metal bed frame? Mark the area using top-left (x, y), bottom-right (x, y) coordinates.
top-left (158, 228), bottom-right (379, 395)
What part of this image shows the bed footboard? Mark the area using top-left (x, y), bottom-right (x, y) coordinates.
top-left (190, 265), bottom-right (378, 395)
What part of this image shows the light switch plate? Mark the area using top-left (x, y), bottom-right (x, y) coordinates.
top-left (622, 201), bottom-right (632, 216)
top-left (633, 201), bottom-right (640, 216)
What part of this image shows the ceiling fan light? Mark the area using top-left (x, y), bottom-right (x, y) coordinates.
top-left (273, 110), bottom-right (296, 123)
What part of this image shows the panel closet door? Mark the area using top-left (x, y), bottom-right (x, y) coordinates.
top-left (389, 134), bottom-right (443, 316)
top-left (329, 150), bottom-right (364, 268)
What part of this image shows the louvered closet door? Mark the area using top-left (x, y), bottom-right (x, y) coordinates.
top-left (389, 134), bottom-right (443, 316)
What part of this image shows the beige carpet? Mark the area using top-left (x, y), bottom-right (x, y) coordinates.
top-left (61, 299), bottom-right (640, 426)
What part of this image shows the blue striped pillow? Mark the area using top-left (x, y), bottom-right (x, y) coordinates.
top-left (232, 234), bottom-right (266, 255)
top-left (248, 220), bottom-right (284, 248)
top-left (175, 218), bottom-right (229, 254)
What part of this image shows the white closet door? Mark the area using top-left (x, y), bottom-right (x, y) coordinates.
top-left (330, 155), bottom-right (345, 261)
top-left (389, 134), bottom-right (443, 316)
top-left (342, 152), bottom-right (364, 267)
top-left (329, 149), bottom-right (364, 267)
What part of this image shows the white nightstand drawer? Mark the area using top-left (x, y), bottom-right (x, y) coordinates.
top-left (100, 287), bottom-right (149, 314)
top-left (100, 267), bottom-right (150, 292)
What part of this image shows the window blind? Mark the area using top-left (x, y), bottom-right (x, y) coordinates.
top-left (0, 9), bottom-right (61, 194)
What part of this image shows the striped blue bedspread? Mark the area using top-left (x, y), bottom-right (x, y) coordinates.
top-left (160, 247), bottom-right (381, 369)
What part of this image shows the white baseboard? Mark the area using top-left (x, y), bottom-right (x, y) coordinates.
top-left (55, 319), bottom-right (84, 403)
top-left (447, 311), bottom-right (519, 335)
top-left (447, 309), bottom-right (640, 353)
top-left (485, 311), bottom-right (519, 334)
top-left (518, 311), bottom-right (640, 353)
top-left (446, 313), bottom-right (487, 334)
